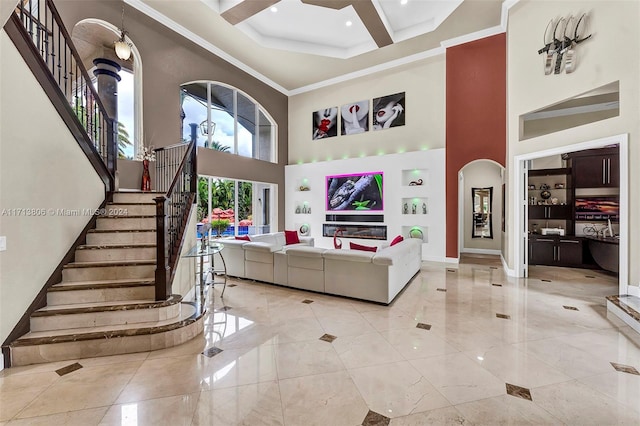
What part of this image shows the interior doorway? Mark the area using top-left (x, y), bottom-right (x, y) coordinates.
top-left (513, 134), bottom-right (630, 297)
top-left (458, 160), bottom-right (504, 257)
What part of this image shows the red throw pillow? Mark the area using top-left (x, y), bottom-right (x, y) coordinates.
top-left (350, 242), bottom-right (377, 252)
top-left (390, 235), bottom-right (404, 246)
top-left (284, 230), bottom-right (300, 245)
top-left (235, 235), bottom-right (251, 241)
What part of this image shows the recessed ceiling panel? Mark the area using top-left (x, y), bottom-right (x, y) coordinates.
top-left (377, 0), bottom-right (463, 41)
top-left (240, 1), bottom-right (373, 58)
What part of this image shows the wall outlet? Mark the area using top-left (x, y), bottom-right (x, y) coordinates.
top-left (0, 236), bottom-right (6, 251)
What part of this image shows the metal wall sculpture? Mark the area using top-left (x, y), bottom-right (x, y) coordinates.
top-left (538, 13), bottom-right (592, 75)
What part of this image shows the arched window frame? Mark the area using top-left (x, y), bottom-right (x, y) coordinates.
top-left (181, 80), bottom-right (278, 164)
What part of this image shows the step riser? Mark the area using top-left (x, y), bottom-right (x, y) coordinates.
top-left (47, 286), bottom-right (155, 306)
top-left (113, 193), bottom-right (161, 203)
top-left (104, 204), bottom-right (155, 216)
top-left (75, 247), bottom-right (156, 262)
top-left (96, 217), bottom-right (155, 230)
top-left (30, 303), bottom-right (181, 332)
top-left (11, 317), bottom-right (204, 366)
top-left (62, 265), bottom-right (155, 282)
top-left (86, 232), bottom-right (156, 245)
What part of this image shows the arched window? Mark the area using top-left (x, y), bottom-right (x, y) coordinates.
top-left (180, 81), bottom-right (277, 163)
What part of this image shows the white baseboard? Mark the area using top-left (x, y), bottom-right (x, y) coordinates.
top-left (460, 248), bottom-right (502, 255)
top-left (444, 257), bottom-right (460, 264)
top-left (501, 254), bottom-right (517, 277)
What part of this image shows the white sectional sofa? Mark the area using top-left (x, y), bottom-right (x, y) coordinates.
top-left (214, 232), bottom-right (421, 304)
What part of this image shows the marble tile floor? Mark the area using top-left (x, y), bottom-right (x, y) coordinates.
top-left (2, 261), bottom-right (640, 425)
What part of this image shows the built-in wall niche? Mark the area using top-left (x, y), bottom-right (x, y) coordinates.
top-left (295, 222), bottom-right (311, 236)
top-left (294, 200), bottom-right (311, 214)
top-left (402, 225), bottom-right (428, 243)
top-left (296, 177), bottom-right (311, 192)
top-left (401, 198), bottom-right (428, 215)
top-left (401, 168), bottom-right (428, 187)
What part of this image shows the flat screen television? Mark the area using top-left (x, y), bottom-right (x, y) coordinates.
top-left (575, 197), bottom-right (619, 221)
top-left (326, 172), bottom-right (383, 211)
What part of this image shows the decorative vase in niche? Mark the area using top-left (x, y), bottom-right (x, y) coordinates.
top-left (412, 203), bottom-right (417, 214)
top-left (422, 203), bottom-right (427, 214)
top-left (141, 159), bottom-right (151, 191)
top-left (403, 203), bottom-right (408, 214)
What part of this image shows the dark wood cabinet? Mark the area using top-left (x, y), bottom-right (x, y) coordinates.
top-left (529, 205), bottom-right (571, 220)
top-left (529, 238), bottom-right (556, 265)
top-left (529, 236), bottom-right (584, 267)
top-left (570, 150), bottom-right (619, 188)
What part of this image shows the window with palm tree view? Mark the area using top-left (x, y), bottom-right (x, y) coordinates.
top-left (197, 176), bottom-right (275, 238)
top-left (180, 82), bottom-right (276, 162)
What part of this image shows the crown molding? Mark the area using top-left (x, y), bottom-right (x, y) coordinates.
top-left (126, 0), bottom-right (521, 96)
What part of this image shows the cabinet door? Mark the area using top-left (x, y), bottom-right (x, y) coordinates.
top-left (528, 205), bottom-right (546, 219)
top-left (573, 156), bottom-right (606, 187)
top-left (557, 239), bottom-right (582, 266)
top-left (606, 154), bottom-right (619, 187)
top-left (529, 239), bottom-right (556, 265)
top-left (547, 205), bottom-right (571, 219)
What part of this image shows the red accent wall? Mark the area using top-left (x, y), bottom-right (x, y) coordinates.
top-left (446, 34), bottom-right (506, 258)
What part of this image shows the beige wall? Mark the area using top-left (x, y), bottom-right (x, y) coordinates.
top-left (0, 31), bottom-right (105, 344)
top-left (288, 55), bottom-right (445, 164)
top-left (462, 161), bottom-right (503, 252)
top-left (506, 1), bottom-right (640, 286)
top-left (56, 0), bottom-right (289, 230)
top-left (0, 0), bottom-right (18, 28)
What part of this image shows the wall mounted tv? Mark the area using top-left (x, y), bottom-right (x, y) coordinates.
top-left (575, 197), bottom-right (619, 221)
top-left (326, 172), bottom-right (383, 211)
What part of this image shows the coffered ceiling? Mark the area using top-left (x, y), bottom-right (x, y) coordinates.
top-left (127, 0), bottom-right (509, 94)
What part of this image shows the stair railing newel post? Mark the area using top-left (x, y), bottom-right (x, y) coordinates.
top-left (155, 195), bottom-right (171, 301)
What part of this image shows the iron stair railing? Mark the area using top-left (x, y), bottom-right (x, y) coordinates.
top-left (13, 0), bottom-right (117, 189)
top-left (154, 142), bottom-right (197, 300)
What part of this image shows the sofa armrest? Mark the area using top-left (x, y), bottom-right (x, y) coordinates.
top-left (212, 238), bottom-right (250, 249)
top-left (372, 238), bottom-right (421, 266)
top-left (323, 249), bottom-right (374, 263)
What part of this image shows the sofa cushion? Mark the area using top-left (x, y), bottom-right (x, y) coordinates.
top-left (286, 246), bottom-right (326, 258)
top-left (350, 242), bottom-right (377, 252)
top-left (250, 233), bottom-right (278, 245)
top-left (323, 249), bottom-right (375, 263)
top-left (390, 235), bottom-right (404, 246)
top-left (287, 247), bottom-right (326, 271)
top-left (284, 230), bottom-right (300, 245)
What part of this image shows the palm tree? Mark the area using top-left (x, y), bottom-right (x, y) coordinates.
top-left (117, 122), bottom-right (133, 158)
top-left (210, 141), bottom-right (230, 152)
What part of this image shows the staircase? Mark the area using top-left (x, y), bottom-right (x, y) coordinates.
top-left (8, 192), bottom-right (204, 367)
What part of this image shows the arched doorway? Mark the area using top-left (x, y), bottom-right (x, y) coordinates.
top-left (458, 160), bottom-right (505, 261)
